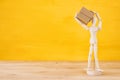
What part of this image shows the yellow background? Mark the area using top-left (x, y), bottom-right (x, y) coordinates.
top-left (0, 0), bottom-right (120, 61)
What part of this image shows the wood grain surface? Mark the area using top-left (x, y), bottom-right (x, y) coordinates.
top-left (0, 61), bottom-right (119, 80)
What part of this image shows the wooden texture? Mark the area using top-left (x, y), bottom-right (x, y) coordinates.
top-left (0, 61), bottom-right (119, 80)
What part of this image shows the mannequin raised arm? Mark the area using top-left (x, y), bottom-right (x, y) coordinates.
top-left (74, 13), bottom-right (89, 30)
top-left (96, 13), bottom-right (102, 30)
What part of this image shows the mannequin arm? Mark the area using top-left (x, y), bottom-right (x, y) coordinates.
top-left (96, 13), bottom-right (102, 30)
top-left (98, 20), bottom-right (102, 30)
top-left (74, 13), bottom-right (89, 30)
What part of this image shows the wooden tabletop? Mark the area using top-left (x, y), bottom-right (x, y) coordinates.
top-left (0, 61), bottom-right (119, 80)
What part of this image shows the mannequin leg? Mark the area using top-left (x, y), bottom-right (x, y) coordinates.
top-left (93, 44), bottom-right (100, 69)
top-left (87, 44), bottom-right (93, 70)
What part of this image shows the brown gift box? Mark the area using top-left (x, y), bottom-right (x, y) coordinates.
top-left (76, 7), bottom-right (94, 25)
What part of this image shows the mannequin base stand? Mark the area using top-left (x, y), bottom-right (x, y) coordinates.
top-left (86, 70), bottom-right (103, 76)
top-left (86, 58), bottom-right (103, 76)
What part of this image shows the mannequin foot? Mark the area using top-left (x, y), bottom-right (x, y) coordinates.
top-left (86, 70), bottom-right (94, 76)
top-left (95, 68), bottom-right (104, 72)
top-left (87, 69), bottom-right (103, 76)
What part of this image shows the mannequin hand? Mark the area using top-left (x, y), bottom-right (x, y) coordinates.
top-left (74, 12), bottom-right (78, 19)
top-left (96, 12), bottom-right (99, 16)
top-left (93, 11), bottom-right (97, 14)
top-left (78, 20), bottom-right (85, 25)
top-left (95, 12), bottom-right (102, 21)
